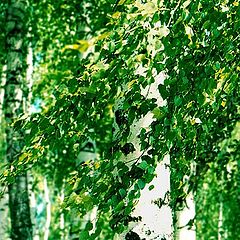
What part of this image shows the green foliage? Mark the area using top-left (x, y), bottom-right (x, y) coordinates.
top-left (0, 0), bottom-right (239, 238)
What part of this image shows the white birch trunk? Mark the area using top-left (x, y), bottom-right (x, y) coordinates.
top-left (116, 71), bottom-right (173, 239)
top-left (25, 43), bottom-right (33, 112)
top-left (218, 201), bottom-right (223, 240)
top-left (131, 155), bottom-right (172, 239)
top-left (178, 193), bottom-right (196, 240)
top-left (178, 163), bottom-right (196, 240)
top-left (43, 178), bottom-right (51, 240)
top-left (0, 65), bottom-right (10, 240)
top-left (29, 187), bottom-right (40, 240)
top-left (26, 44), bottom-right (40, 240)
top-left (0, 65), bottom-right (7, 117)
top-left (59, 186), bottom-right (66, 240)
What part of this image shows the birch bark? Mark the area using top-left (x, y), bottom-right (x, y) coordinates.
top-left (114, 72), bottom-right (173, 240)
top-left (4, 0), bottom-right (32, 239)
top-left (0, 65), bottom-right (10, 240)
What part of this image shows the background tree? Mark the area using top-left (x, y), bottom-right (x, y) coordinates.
top-left (3, 0), bottom-right (32, 239)
top-left (0, 2), bottom-right (9, 238)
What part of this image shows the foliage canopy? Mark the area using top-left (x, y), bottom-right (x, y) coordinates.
top-left (0, 0), bottom-right (239, 239)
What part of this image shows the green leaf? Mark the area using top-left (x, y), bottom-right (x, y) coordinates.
top-left (86, 221), bottom-right (93, 231)
top-left (79, 230), bottom-right (90, 239)
top-left (174, 96), bottom-right (182, 106)
top-left (115, 201), bottom-right (124, 212)
top-left (148, 185), bottom-right (154, 191)
top-left (152, 107), bottom-right (165, 120)
top-left (137, 160), bottom-right (148, 170)
top-left (119, 188), bottom-right (127, 198)
top-left (7, 176), bottom-right (15, 184)
top-left (213, 61), bottom-right (221, 70)
top-left (137, 179), bottom-right (145, 190)
top-left (158, 84), bottom-right (169, 100)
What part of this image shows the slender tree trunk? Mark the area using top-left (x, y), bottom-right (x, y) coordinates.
top-left (25, 44), bottom-right (39, 239)
top-left (59, 187), bottom-right (65, 240)
top-left (4, 0), bottom-right (32, 239)
top-left (29, 185), bottom-right (40, 240)
top-left (8, 175), bottom-right (32, 239)
top-left (43, 177), bottom-right (51, 240)
top-left (177, 192), bottom-right (196, 240)
top-left (0, 65), bottom-right (10, 240)
top-left (217, 200), bottom-right (223, 240)
top-left (177, 163), bottom-right (196, 240)
top-left (0, 65), bottom-right (7, 117)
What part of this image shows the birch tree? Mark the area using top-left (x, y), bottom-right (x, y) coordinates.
top-left (3, 0), bottom-right (32, 239)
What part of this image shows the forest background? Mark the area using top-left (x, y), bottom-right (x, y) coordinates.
top-left (0, 0), bottom-right (239, 240)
